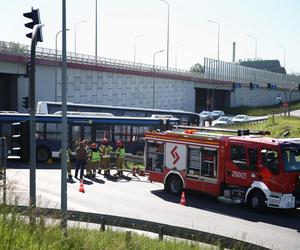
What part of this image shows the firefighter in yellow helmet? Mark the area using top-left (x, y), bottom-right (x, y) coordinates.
top-left (88, 143), bottom-right (100, 178)
top-left (115, 140), bottom-right (126, 176)
top-left (99, 138), bottom-right (112, 176)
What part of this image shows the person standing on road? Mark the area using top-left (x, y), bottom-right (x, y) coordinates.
top-left (99, 138), bottom-right (112, 176)
top-left (115, 140), bottom-right (125, 176)
top-left (75, 141), bottom-right (88, 179)
top-left (88, 143), bottom-right (100, 178)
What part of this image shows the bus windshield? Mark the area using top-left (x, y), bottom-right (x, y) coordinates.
top-left (281, 144), bottom-right (300, 173)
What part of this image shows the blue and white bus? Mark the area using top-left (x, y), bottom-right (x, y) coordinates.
top-left (37, 101), bottom-right (200, 126)
top-left (0, 111), bottom-right (179, 162)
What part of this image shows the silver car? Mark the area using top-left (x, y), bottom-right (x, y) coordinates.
top-left (232, 114), bottom-right (249, 123)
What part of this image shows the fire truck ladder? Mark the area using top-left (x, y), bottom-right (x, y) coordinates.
top-left (174, 125), bottom-right (270, 136)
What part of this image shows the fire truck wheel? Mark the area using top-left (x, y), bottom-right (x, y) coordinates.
top-left (250, 190), bottom-right (267, 212)
top-left (166, 175), bottom-right (183, 196)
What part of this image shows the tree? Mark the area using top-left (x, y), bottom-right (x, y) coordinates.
top-left (190, 63), bottom-right (204, 73)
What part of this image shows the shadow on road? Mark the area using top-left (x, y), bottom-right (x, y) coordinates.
top-left (151, 189), bottom-right (300, 233)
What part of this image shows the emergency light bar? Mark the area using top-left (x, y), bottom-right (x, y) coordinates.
top-left (174, 125), bottom-right (271, 136)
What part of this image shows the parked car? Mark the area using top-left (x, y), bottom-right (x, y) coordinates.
top-left (232, 114), bottom-right (249, 123)
top-left (212, 116), bottom-right (233, 127)
top-left (211, 110), bottom-right (225, 120)
top-left (199, 111), bottom-right (212, 121)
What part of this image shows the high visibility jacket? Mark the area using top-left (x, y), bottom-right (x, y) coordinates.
top-left (115, 147), bottom-right (125, 158)
top-left (90, 151), bottom-right (100, 162)
top-left (99, 145), bottom-right (112, 158)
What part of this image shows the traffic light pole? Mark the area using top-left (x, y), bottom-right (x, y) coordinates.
top-left (28, 24), bottom-right (43, 210)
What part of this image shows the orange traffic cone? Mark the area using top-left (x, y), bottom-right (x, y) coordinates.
top-left (79, 180), bottom-right (85, 193)
top-left (180, 191), bottom-right (186, 206)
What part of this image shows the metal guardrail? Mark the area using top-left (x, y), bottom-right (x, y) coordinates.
top-left (2, 204), bottom-right (269, 250)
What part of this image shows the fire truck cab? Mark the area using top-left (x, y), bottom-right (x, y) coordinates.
top-left (144, 127), bottom-right (300, 211)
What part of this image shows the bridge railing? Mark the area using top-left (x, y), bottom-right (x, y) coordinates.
top-left (0, 40), bottom-right (205, 80)
top-left (1, 40), bottom-right (299, 88)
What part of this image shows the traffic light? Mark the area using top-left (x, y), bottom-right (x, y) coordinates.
top-left (23, 8), bottom-right (43, 42)
top-left (298, 83), bottom-right (300, 91)
top-left (22, 96), bottom-right (29, 109)
top-left (249, 82), bottom-right (253, 90)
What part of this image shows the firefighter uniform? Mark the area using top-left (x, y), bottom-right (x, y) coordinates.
top-left (88, 143), bottom-right (100, 178)
top-left (83, 140), bottom-right (92, 177)
top-left (59, 147), bottom-right (73, 178)
top-left (115, 141), bottom-right (125, 176)
top-left (99, 138), bottom-right (112, 176)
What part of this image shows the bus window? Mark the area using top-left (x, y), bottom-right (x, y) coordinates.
top-left (132, 126), bottom-right (145, 142)
top-left (114, 125), bottom-right (131, 142)
top-left (72, 126), bottom-right (81, 142)
top-left (83, 126), bottom-right (92, 141)
top-left (36, 122), bottom-right (45, 140)
top-left (46, 123), bottom-right (61, 140)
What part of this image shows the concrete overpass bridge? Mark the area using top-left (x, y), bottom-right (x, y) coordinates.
top-left (0, 40), bottom-right (299, 113)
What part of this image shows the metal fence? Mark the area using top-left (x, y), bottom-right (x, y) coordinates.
top-left (204, 58), bottom-right (300, 88)
top-left (2, 204), bottom-right (269, 250)
top-left (1, 40), bottom-right (298, 89)
top-left (0, 41), bottom-right (204, 79)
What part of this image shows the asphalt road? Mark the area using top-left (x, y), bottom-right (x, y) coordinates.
top-left (290, 109), bottom-right (300, 117)
top-left (3, 161), bottom-right (300, 250)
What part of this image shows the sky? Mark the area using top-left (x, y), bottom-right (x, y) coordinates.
top-left (1, 0), bottom-right (300, 73)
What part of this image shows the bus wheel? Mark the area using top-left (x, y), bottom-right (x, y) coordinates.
top-left (166, 175), bottom-right (183, 196)
top-left (249, 190), bottom-right (267, 212)
top-left (36, 147), bottom-right (51, 162)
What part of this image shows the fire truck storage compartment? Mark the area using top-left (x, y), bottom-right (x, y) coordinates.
top-left (146, 141), bottom-right (164, 173)
top-left (187, 146), bottom-right (218, 179)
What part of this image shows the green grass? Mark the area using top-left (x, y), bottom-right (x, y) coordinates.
top-left (225, 100), bottom-right (300, 116)
top-left (228, 116), bottom-right (300, 138)
top-left (0, 205), bottom-right (209, 250)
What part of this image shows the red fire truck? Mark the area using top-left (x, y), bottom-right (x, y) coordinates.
top-left (144, 126), bottom-right (300, 211)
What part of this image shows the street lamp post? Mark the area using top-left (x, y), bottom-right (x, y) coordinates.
top-left (152, 49), bottom-right (165, 108)
top-left (55, 29), bottom-right (69, 102)
top-left (175, 44), bottom-right (183, 68)
top-left (276, 45), bottom-right (286, 68)
top-left (247, 34), bottom-right (257, 59)
top-left (160, 0), bottom-right (169, 69)
top-left (133, 34), bottom-right (144, 63)
top-left (208, 19), bottom-right (220, 61)
top-left (74, 20), bottom-right (87, 54)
